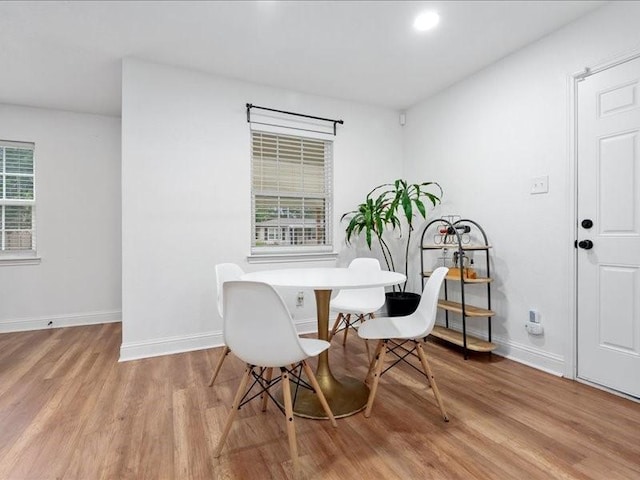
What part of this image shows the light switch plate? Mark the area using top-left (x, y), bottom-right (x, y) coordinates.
top-left (530, 176), bottom-right (549, 194)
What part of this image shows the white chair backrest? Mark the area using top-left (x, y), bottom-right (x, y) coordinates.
top-left (413, 267), bottom-right (449, 337)
top-left (334, 257), bottom-right (385, 308)
top-left (349, 257), bottom-right (381, 271)
top-left (215, 263), bottom-right (245, 317)
top-left (223, 281), bottom-right (307, 367)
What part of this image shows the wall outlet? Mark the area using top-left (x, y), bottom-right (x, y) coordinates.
top-left (525, 322), bottom-right (544, 335)
top-left (296, 291), bottom-right (304, 307)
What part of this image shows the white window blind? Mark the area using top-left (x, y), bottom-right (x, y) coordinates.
top-left (251, 130), bottom-right (333, 253)
top-left (0, 140), bottom-right (36, 254)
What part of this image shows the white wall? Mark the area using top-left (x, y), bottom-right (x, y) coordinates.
top-left (403, 2), bottom-right (640, 374)
top-left (0, 104), bottom-right (121, 331)
top-left (120, 59), bottom-right (403, 360)
top-left (11, 4), bottom-right (634, 375)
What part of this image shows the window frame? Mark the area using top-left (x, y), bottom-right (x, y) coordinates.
top-left (249, 128), bottom-right (334, 258)
top-left (0, 139), bottom-right (39, 264)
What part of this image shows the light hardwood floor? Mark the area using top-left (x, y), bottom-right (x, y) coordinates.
top-left (0, 323), bottom-right (639, 479)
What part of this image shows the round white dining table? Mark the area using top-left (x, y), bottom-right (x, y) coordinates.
top-left (242, 267), bottom-right (405, 418)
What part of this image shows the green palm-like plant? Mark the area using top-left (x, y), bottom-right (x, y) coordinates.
top-left (342, 179), bottom-right (442, 292)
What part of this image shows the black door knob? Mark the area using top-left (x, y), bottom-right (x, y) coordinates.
top-left (581, 219), bottom-right (593, 229)
top-left (578, 239), bottom-right (594, 250)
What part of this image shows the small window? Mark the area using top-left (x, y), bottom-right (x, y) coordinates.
top-left (0, 140), bottom-right (36, 256)
top-left (251, 131), bottom-right (333, 254)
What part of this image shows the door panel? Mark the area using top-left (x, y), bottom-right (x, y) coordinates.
top-left (599, 132), bottom-right (637, 232)
top-left (577, 55), bottom-right (640, 398)
top-left (598, 265), bottom-right (637, 352)
top-left (598, 80), bottom-right (638, 116)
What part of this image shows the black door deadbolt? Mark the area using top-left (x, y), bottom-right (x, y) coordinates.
top-left (581, 219), bottom-right (593, 229)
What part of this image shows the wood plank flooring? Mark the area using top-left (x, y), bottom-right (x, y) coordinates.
top-left (0, 323), bottom-right (639, 479)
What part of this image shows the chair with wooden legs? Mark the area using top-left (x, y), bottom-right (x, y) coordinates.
top-left (208, 263), bottom-right (244, 387)
top-left (329, 257), bottom-right (385, 360)
top-left (214, 281), bottom-right (337, 478)
top-left (357, 267), bottom-right (449, 421)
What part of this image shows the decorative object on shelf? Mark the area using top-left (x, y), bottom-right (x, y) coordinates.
top-left (342, 179), bottom-right (442, 316)
top-left (420, 217), bottom-right (496, 358)
top-left (433, 215), bottom-right (471, 245)
top-left (449, 250), bottom-right (477, 279)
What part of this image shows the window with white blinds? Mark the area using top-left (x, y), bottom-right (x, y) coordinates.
top-left (0, 140), bottom-right (36, 255)
top-left (251, 130), bottom-right (333, 253)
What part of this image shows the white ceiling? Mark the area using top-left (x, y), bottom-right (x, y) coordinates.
top-left (0, 1), bottom-right (606, 117)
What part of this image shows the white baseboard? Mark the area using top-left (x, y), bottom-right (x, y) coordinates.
top-left (435, 321), bottom-right (565, 376)
top-left (119, 316), bottom-right (319, 362)
top-left (0, 310), bottom-right (121, 333)
top-left (119, 331), bottom-right (224, 362)
top-left (2, 309), bottom-right (565, 376)
top-left (492, 339), bottom-right (565, 377)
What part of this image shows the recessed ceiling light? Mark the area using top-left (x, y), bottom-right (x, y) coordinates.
top-left (413, 11), bottom-right (440, 32)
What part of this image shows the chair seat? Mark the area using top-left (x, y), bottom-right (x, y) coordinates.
top-left (357, 313), bottom-right (427, 340)
top-left (330, 297), bottom-right (382, 314)
top-left (299, 338), bottom-right (331, 358)
top-left (249, 339), bottom-right (330, 368)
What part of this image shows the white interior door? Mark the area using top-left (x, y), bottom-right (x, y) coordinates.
top-left (577, 55), bottom-right (640, 398)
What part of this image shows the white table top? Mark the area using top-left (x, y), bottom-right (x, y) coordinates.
top-left (242, 267), bottom-right (405, 290)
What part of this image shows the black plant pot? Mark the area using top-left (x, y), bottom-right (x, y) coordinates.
top-left (385, 291), bottom-right (421, 317)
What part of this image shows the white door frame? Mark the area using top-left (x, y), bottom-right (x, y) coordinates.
top-left (568, 48), bottom-right (640, 386)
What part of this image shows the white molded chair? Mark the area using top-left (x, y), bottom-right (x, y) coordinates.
top-left (208, 263), bottom-right (245, 387)
top-left (358, 267), bottom-right (449, 421)
top-left (329, 258), bottom-right (386, 359)
top-left (214, 281), bottom-right (337, 477)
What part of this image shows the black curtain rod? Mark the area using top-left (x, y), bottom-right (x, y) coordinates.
top-left (246, 103), bottom-right (344, 135)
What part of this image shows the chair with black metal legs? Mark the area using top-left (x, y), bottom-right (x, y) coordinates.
top-left (329, 257), bottom-right (386, 360)
top-left (208, 263), bottom-right (244, 387)
top-left (357, 267), bottom-right (449, 421)
top-left (213, 281), bottom-right (337, 478)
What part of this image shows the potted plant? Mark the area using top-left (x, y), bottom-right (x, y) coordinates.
top-left (342, 179), bottom-right (442, 316)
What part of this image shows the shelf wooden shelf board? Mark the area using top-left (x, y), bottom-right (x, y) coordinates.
top-left (430, 325), bottom-right (497, 352)
top-left (438, 299), bottom-right (495, 317)
top-left (422, 271), bottom-right (492, 284)
top-left (422, 244), bottom-right (492, 251)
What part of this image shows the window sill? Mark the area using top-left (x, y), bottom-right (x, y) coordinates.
top-left (0, 255), bottom-right (41, 266)
top-left (247, 252), bottom-right (339, 264)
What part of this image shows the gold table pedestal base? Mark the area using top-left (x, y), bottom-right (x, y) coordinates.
top-left (277, 374), bottom-right (370, 419)
top-left (276, 289), bottom-right (370, 419)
